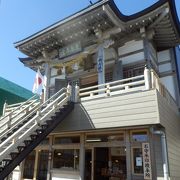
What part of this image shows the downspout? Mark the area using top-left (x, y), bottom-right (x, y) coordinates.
top-left (151, 128), bottom-right (169, 180)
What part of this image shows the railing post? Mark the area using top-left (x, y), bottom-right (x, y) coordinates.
top-left (106, 84), bottom-right (110, 96)
top-left (74, 83), bottom-right (80, 102)
top-left (144, 66), bottom-right (151, 90)
top-left (2, 101), bottom-right (7, 116)
top-left (67, 83), bottom-right (72, 101)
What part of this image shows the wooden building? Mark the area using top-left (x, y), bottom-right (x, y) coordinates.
top-left (0, 0), bottom-right (180, 179)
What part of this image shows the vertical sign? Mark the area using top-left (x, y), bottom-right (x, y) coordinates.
top-left (142, 143), bottom-right (152, 179)
top-left (97, 45), bottom-right (105, 85)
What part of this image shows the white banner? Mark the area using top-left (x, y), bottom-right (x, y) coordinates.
top-left (142, 143), bottom-right (152, 179)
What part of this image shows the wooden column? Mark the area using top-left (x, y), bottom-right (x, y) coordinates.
top-left (44, 63), bottom-right (50, 101)
top-left (47, 136), bottom-right (53, 180)
top-left (80, 133), bottom-right (85, 180)
top-left (33, 150), bottom-right (39, 180)
top-left (125, 130), bottom-right (132, 180)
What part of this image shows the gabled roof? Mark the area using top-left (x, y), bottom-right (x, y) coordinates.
top-left (15, 0), bottom-right (180, 57)
top-left (0, 77), bottom-right (33, 99)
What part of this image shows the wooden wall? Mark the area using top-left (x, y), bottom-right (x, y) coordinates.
top-left (53, 89), bottom-right (159, 132)
top-left (157, 91), bottom-right (180, 180)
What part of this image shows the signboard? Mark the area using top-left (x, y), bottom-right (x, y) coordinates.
top-left (142, 143), bottom-right (152, 180)
top-left (136, 157), bottom-right (143, 167)
top-left (59, 41), bottom-right (82, 59)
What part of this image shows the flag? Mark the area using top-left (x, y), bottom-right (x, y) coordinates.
top-left (32, 69), bottom-right (44, 93)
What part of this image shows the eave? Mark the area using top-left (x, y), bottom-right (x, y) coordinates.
top-left (15, 0), bottom-right (180, 58)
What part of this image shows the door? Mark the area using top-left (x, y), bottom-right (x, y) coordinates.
top-left (36, 150), bottom-right (49, 180)
top-left (94, 148), bottom-right (109, 180)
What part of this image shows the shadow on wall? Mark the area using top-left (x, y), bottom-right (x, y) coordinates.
top-left (52, 103), bottom-right (95, 133)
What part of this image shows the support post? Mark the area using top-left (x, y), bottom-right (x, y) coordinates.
top-left (44, 63), bottom-right (50, 102)
top-left (3, 101), bottom-right (7, 116)
top-left (80, 133), bottom-right (85, 180)
top-left (74, 83), bottom-right (80, 102)
top-left (67, 83), bottom-right (72, 101)
top-left (144, 66), bottom-right (151, 90)
top-left (125, 130), bottom-right (132, 180)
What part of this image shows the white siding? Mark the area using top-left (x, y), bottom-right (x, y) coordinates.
top-left (118, 40), bottom-right (143, 56)
top-left (157, 92), bottom-right (180, 180)
top-left (157, 50), bottom-right (171, 63)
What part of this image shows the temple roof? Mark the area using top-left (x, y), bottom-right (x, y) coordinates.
top-left (15, 0), bottom-right (180, 58)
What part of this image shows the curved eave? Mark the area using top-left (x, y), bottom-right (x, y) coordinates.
top-left (15, 0), bottom-right (180, 54)
top-left (14, 0), bottom-right (111, 48)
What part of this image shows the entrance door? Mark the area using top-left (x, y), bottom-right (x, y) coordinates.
top-left (85, 149), bottom-right (92, 180)
top-left (94, 148), bottom-right (109, 180)
top-left (36, 150), bottom-right (49, 180)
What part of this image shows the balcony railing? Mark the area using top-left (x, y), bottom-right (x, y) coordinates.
top-left (79, 75), bottom-right (145, 101)
top-left (72, 67), bottom-right (178, 112)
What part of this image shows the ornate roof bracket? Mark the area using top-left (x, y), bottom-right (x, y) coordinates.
top-left (147, 7), bottom-right (169, 30)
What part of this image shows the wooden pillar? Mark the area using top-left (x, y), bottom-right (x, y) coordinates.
top-left (44, 63), bottom-right (50, 101)
top-left (80, 133), bottom-right (85, 180)
top-left (47, 136), bottom-right (53, 180)
top-left (125, 130), bottom-right (132, 180)
top-left (33, 150), bottom-right (39, 180)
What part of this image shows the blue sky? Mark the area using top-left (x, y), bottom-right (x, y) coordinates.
top-left (0, 0), bottom-right (179, 91)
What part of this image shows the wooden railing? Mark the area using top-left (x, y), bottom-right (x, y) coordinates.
top-left (151, 70), bottom-right (179, 113)
top-left (79, 74), bottom-right (145, 101)
top-left (76, 67), bottom-right (178, 112)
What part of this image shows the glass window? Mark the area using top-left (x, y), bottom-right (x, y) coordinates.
top-left (132, 131), bottom-right (148, 142)
top-left (23, 151), bottom-right (35, 179)
top-left (53, 149), bottom-right (79, 171)
top-left (133, 148), bottom-right (143, 174)
top-left (86, 133), bottom-right (124, 143)
top-left (36, 150), bottom-right (49, 180)
top-left (54, 136), bottom-right (80, 144)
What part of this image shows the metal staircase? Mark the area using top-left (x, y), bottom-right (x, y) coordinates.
top-left (0, 86), bottom-right (73, 179)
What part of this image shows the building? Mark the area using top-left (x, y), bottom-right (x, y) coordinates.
top-left (0, 0), bottom-right (180, 179)
top-left (0, 76), bottom-right (33, 116)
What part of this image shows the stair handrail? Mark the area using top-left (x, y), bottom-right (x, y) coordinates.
top-left (0, 98), bottom-right (40, 130)
top-left (0, 87), bottom-right (70, 161)
top-left (0, 94), bottom-right (39, 121)
top-left (0, 88), bottom-right (68, 140)
top-left (0, 101), bottom-right (41, 139)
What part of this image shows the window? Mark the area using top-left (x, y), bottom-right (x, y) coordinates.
top-left (132, 148), bottom-right (143, 174)
top-left (86, 133), bottom-right (124, 143)
top-left (131, 131), bottom-right (148, 142)
top-left (54, 136), bottom-right (80, 144)
top-left (53, 149), bottom-right (79, 171)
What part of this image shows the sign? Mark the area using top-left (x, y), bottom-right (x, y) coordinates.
top-left (142, 143), bottom-right (152, 180)
top-left (59, 41), bottom-right (82, 59)
top-left (136, 157), bottom-right (142, 167)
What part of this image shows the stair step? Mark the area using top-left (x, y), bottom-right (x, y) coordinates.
top-left (30, 134), bottom-right (38, 140)
top-left (41, 124), bottom-right (48, 130)
top-left (36, 129), bottom-right (44, 135)
top-left (10, 152), bottom-right (19, 159)
top-left (17, 146), bottom-right (25, 152)
top-left (2, 159), bottom-right (11, 167)
top-left (24, 140), bottom-right (32, 146)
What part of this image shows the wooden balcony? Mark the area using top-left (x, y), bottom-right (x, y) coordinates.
top-left (54, 68), bottom-right (180, 132)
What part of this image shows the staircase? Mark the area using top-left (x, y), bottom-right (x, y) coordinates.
top-left (0, 86), bottom-right (73, 179)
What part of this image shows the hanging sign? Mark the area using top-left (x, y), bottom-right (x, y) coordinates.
top-left (142, 143), bottom-right (152, 180)
top-left (59, 41), bottom-right (82, 59)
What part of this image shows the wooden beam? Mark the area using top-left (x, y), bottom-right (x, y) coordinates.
top-left (102, 4), bottom-right (125, 31)
top-left (148, 8), bottom-right (169, 30)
